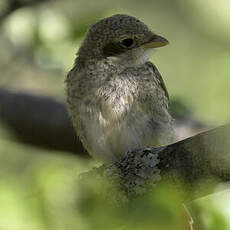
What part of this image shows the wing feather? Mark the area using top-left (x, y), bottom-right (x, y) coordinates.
top-left (147, 62), bottom-right (169, 101)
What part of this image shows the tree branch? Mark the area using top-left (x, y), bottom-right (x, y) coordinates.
top-left (87, 124), bottom-right (230, 201)
top-left (0, 87), bottom-right (87, 156)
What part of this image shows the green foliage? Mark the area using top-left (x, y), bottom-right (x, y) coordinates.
top-left (77, 176), bottom-right (187, 230)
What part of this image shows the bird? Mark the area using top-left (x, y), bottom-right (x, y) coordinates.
top-left (65, 14), bottom-right (174, 163)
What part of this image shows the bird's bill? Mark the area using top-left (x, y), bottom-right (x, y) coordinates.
top-left (143, 35), bottom-right (169, 48)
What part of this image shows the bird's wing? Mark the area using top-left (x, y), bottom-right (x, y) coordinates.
top-left (147, 62), bottom-right (169, 101)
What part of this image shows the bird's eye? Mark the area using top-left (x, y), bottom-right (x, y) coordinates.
top-left (121, 38), bottom-right (134, 48)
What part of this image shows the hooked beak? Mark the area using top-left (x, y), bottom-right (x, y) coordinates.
top-left (143, 34), bottom-right (169, 48)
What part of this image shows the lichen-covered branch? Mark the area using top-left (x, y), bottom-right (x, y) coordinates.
top-left (85, 124), bottom-right (230, 201)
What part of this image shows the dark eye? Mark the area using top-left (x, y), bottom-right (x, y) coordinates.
top-left (121, 38), bottom-right (134, 48)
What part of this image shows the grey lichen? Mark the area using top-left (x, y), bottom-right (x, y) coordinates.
top-left (80, 147), bottom-right (164, 202)
top-left (107, 147), bottom-right (163, 198)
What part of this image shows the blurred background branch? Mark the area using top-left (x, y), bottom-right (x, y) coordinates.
top-left (0, 87), bottom-right (87, 155)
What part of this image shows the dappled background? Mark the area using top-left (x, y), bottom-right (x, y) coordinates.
top-left (0, 0), bottom-right (230, 229)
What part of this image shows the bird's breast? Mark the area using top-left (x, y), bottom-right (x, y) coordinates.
top-left (72, 61), bottom-right (169, 124)
top-left (90, 75), bottom-right (137, 122)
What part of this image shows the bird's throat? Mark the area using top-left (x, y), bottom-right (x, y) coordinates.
top-left (108, 48), bottom-right (154, 68)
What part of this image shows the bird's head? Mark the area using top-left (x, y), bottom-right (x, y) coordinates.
top-left (78, 14), bottom-right (169, 67)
